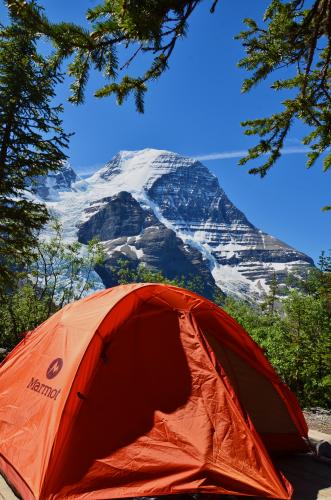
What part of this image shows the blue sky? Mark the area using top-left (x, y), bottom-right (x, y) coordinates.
top-left (2, 0), bottom-right (330, 263)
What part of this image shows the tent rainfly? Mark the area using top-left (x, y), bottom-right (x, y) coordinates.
top-left (0, 284), bottom-right (309, 499)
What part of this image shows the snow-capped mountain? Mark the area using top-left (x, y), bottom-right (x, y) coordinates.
top-left (37, 149), bottom-right (313, 298)
top-left (30, 162), bottom-right (88, 200)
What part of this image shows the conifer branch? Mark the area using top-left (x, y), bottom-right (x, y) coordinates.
top-left (237, 0), bottom-right (331, 184)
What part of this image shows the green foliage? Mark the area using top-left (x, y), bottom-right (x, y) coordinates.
top-left (286, 251), bottom-right (331, 311)
top-left (236, 0), bottom-right (331, 194)
top-left (0, 284), bottom-right (51, 356)
top-left (281, 291), bottom-right (331, 404)
top-left (261, 272), bottom-right (279, 315)
top-left (30, 221), bottom-right (105, 310)
top-left (108, 256), bottom-right (216, 298)
top-left (7, 0), bottom-right (220, 111)
top-left (0, 7), bottom-right (70, 287)
top-left (224, 255), bottom-right (331, 408)
top-left (0, 222), bottom-right (105, 356)
top-left (106, 255), bottom-right (226, 303)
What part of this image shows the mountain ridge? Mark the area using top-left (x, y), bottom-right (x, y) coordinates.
top-left (34, 149), bottom-right (313, 298)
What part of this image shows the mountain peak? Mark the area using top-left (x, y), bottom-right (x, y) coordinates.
top-left (94, 148), bottom-right (202, 196)
top-left (29, 162), bottom-right (87, 201)
top-left (117, 148), bottom-right (172, 159)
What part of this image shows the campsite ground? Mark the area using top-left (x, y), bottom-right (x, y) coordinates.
top-left (304, 409), bottom-right (331, 435)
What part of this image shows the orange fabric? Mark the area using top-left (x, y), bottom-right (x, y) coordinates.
top-left (0, 284), bottom-right (308, 499)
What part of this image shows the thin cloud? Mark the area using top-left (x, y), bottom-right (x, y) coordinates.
top-left (195, 146), bottom-right (311, 161)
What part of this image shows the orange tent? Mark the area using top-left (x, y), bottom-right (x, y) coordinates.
top-left (0, 284), bottom-right (308, 500)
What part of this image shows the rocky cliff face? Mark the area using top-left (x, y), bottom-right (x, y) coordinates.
top-left (35, 149), bottom-right (313, 298)
top-left (140, 152), bottom-right (313, 295)
top-left (30, 162), bottom-right (87, 200)
top-left (78, 191), bottom-right (216, 297)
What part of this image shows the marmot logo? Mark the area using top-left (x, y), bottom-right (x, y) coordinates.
top-left (27, 378), bottom-right (61, 401)
top-left (46, 358), bottom-right (63, 379)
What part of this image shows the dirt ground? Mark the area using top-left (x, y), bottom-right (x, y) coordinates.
top-left (304, 408), bottom-right (331, 434)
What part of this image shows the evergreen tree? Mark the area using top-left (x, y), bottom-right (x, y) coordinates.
top-left (261, 272), bottom-right (279, 315)
top-left (6, 0), bottom-right (220, 110)
top-left (236, 0), bottom-right (331, 192)
top-left (7, 1), bottom-right (331, 192)
top-left (0, 8), bottom-right (70, 287)
top-left (318, 251), bottom-right (331, 313)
